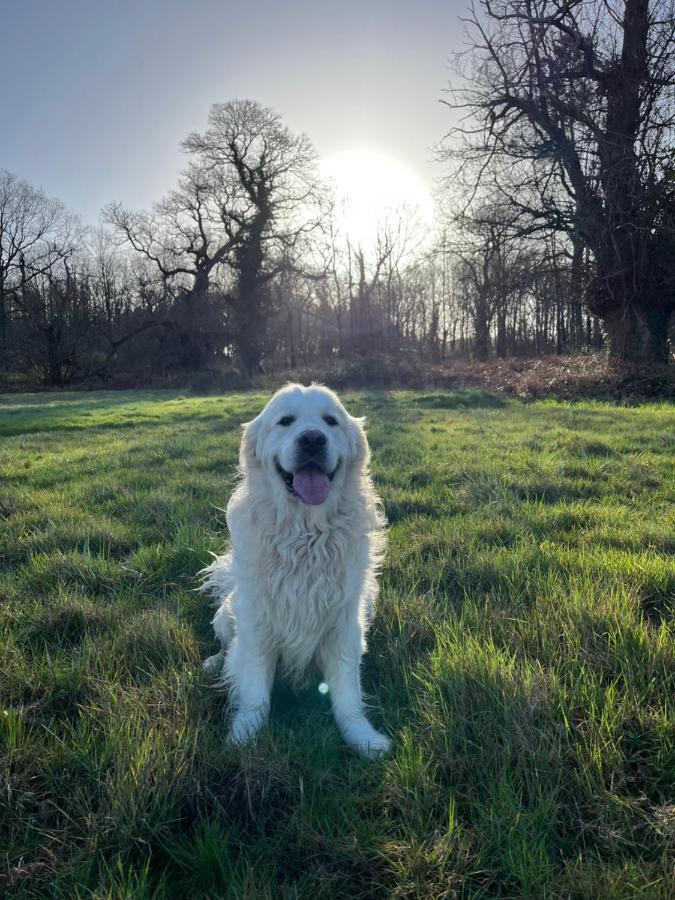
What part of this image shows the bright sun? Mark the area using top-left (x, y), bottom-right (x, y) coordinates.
top-left (320, 149), bottom-right (433, 254)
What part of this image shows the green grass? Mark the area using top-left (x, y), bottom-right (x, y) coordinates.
top-left (1, 388), bottom-right (673, 898)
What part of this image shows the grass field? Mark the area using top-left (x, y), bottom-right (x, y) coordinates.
top-left (1, 389), bottom-right (673, 898)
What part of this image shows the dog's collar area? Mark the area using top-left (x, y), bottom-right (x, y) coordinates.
top-left (275, 460), bottom-right (339, 498)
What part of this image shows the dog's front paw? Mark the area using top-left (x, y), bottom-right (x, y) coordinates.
top-left (342, 718), bottom-right (391, 759)
top-left (202, 652), bottom-right (225, 677)
top-left (227, 708), bottom-right (266, 747)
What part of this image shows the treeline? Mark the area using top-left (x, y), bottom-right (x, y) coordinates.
top-left (2, 0), bottom-right (672, 387)
top-left (0, 144), bottom-right (602, 388)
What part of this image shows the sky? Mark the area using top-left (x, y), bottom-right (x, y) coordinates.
top-left (3, 0), bottom-right (466, 226)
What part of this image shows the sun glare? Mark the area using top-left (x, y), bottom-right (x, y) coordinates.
top-left (321, 149), bottom-right (433, 253)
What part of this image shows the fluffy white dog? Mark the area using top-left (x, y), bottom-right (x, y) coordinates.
top-left (200, 383), bottom-right (390, 758)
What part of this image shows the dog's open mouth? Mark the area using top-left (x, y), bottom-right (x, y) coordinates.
top-left (276, 461), bottom-right (339, 505)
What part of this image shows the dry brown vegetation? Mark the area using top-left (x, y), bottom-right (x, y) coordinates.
top-left (271, 351), bottom-right (675, 401)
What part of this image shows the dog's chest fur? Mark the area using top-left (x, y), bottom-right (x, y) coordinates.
top-left (254, 514), bottom-right (357, 633)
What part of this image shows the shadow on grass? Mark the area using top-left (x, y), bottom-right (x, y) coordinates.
top-left (0, 391), bottom-right (265, 438)
top-left (409, 390), bottom-right (508, 409)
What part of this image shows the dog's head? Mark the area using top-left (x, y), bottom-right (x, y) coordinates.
top-left (240, 384), bottom-right (368, 506)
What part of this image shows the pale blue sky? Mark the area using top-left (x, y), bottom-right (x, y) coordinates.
top-left (3, 0), bottom-right (465, 224)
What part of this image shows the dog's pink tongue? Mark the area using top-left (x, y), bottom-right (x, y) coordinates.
top-left (292, 466), bottom-right (330, 505)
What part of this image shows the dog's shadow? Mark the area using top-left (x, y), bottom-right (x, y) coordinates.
top-left (268, 680), bottom-right (334, 733)
top-left (198, 655), bottom-right (392, 764)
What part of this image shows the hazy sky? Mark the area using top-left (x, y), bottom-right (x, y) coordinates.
top-left (3, 0), bottom-right (466, 225)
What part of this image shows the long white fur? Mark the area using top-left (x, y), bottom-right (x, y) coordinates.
top-left (200, 383), bottom-right (390, 758)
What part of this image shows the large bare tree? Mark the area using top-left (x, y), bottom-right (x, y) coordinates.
top-left (108, 100), bottom-right (322, 373)
top-left (183, 100), bottom-right (323, 372)
top-left (443, 0), bottom-right (675, 364)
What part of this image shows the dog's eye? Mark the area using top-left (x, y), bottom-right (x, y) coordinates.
top-left (278, 416), bottom-right (295, 427)
top-left (323, 415), bottom-right (338, 427)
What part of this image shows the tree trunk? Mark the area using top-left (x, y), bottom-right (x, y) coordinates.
top-left (233, 225), bottom-right (268, 374)
top-left (44, 325), bottom-right (63, 386)
top-left (287, 306), bottom-right (296, 369)
top-left (0, 292), bottom-right (6, 372)
top-left (496, 307), bottom-right (507, 358)
top-left (474, 297), bottom-right (490, 361)
top-left (588, 0), bottom-right (671, 365)
top-left (569, 237), bottom-right (584, 349)
top-left (603, 304), bottom-right (669, 365)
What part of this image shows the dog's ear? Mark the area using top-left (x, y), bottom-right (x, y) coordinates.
top-left (239, 413), bottom-right (264, 471)
top-left (347, 415), bottom-right (370, 467)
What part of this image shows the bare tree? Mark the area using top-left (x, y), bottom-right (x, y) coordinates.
top-left (320, 200), bottom-right (424, 356)
top-left (105, 169), bottom-right (227, 297)
top-left (442, 0), bottom-right (675, 364)
top-left (106, 100), bottom-right (322, 373)
top-left (447, 202), bottom-right (521, 360)
top-left (0, 170), bottom-right (79, 371)
top-left (105, 163), bottom-right (244, 369)
top-left (182, 99), bottom-right (323, 372)
top-left (84, 229), bottom-right (164, 377)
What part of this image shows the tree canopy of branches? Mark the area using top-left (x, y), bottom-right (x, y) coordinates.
top-left (106, 99), bottom-right (322, 373)
top-left (443, 0), bottom-right (675, 364)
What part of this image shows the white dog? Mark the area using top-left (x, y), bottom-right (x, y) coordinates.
top-left (200, 383), bottom-right (390, 758)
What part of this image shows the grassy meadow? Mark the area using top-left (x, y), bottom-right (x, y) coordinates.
top-left (1, 388), bottom-right (674, 898)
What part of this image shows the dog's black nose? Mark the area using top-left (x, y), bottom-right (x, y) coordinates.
top-left (297, 430), bottom-right (327, 453)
